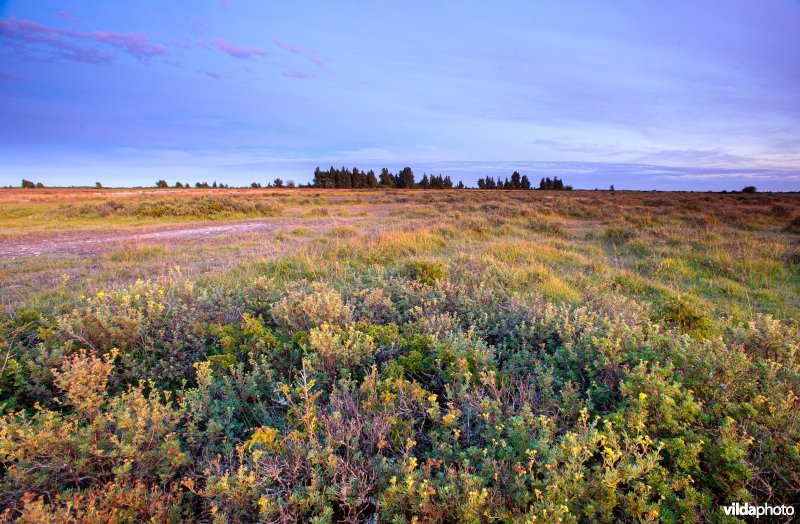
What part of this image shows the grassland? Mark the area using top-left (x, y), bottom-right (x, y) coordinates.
top-left (1, 188), bottom-right (799, 521)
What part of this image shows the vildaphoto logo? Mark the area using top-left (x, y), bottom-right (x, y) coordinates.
top-left (722, 502), bottom-right (794, 519)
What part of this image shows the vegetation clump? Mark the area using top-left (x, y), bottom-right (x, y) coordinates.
top-left (58, 195), bottom-right (282, 219)
top-left (405, 260), bottom-right (446, 285)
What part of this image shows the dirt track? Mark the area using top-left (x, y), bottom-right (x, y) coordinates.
top-left (0, 218), bottom-right (360, 259)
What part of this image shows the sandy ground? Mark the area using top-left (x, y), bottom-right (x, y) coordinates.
top-left (0, 217), bottom-right (364, 259)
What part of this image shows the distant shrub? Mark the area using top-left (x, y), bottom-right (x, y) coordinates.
top-left (58, 196), bottom-right (282, 219)
top-left (604, 225), bottom-right (635, 245)
top-left (786, 216), bottom-right (800, 234)
top-left (785, 248), bottom-right (800, 268)
top-left (659, 294), bottom-right (711, 336)
top-left (405, 260), bottom-right (445, 285)
top-left (134, 196), bottom-right (281, 218)
top-left (770, 204), bottom-right (792, 217)
top-left (528, 216), bottom-right (566, 237)
top-left (330, 225), bottom-right (358, 238)
top-left (741, 185), bottom-right (757, 194)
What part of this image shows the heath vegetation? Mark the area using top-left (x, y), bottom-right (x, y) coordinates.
top-left (1, 188), bottom-right (799, 522)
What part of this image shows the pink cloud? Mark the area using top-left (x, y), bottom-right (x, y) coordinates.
top-left (0, 16), bottom-right (166, 63)
top-left (272, 36), bottom-right (325, 67)
top-left (221, 0), bottom-right (230, 8)
top-left (90, 30), bottom-right (166, 59)
top-left (306, 47), bottom-right (323, 67)
top-left (212, 38), bottom-right (269, 59)
top-left (272, 36), bottom-right (300, 54)
top-left (0, 17), bottom-right (110, 63)
top-left (57, 11), bottom-right (81, 24)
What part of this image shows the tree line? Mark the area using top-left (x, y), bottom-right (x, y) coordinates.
top-left (313, 166), bottom-right (463, 189)
top-left (312, 168), bottom-right (573, 191)
top-left (476, 174), bottom-right (572, 190)
top-left (17, 173), bottom-right (577, 191)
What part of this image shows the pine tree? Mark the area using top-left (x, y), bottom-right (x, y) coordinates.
top-left (366, 169), bottom-right (378, 188)
top-left (398, 167), bottom-right (415, 188)
top-left (379, 168), bottom-right (396, 188)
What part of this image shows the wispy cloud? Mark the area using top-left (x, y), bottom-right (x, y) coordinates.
top-left (91, 30), bottom-right (167, 59)
top-left (195, 69), bottom-right (221, 80)
top-left (56, 11), bottom-right (82, 24)
top-left (282, 70), bottom-right (314, 79)
top-left (212, 38), bottom-right (269, 59)
top-left (272, 36), bottom-right (300, 54)
top-left (633, 148), bottom-right (756, 167)
top-left (0, 71), bottom-right (20, 82)
top-left (272, 36), bottom-right (324, 67)
top-left (221, 0), bottom-right (231, 9)
top-left (306, 48), bottom-right (323, 67)
top-left (0, 16), bottom-right (167, 63)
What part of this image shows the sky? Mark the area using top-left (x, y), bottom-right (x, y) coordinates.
top-left (1, 1), bottom-right (799, 190)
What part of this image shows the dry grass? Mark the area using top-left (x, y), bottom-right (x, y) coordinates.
top-left (2, 188), bottom-right (800, 327)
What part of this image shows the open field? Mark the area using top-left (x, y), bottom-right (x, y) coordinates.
top-left (1, 188), bottom-right (799, 521)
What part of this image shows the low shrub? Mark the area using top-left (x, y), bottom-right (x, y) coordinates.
top-left (271, 280), bottom-right (352, 332)
top-left (405, 260), bottom-right (445, 286)
top-left (658, 294), bottom-right (712, 337)
top-left (604, 225), bottom-right (635, 245)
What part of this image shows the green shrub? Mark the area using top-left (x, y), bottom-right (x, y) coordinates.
top-left (304, 323), bottom-right (376, 379)
top-left (786, 215), bottom-right (800, 234)
top-left (405, 260), bottom-right (446, 285)
top-left (728, 313), bottom-right (798, 371)
top-left (271, 280), bottom-right (352, 332)
top-left (603, 225), bottom-right (635, 245)
top-left (659, 294), bottom-right (712, 336)
top-left (0, 351), bottom-right (187, 515)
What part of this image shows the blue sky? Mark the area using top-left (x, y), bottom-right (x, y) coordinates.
top-left (1, 1), bottom-right (799, 189)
